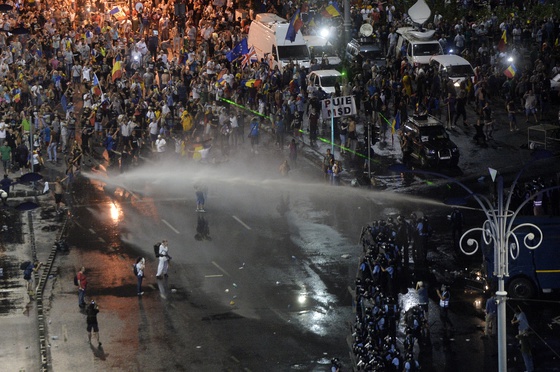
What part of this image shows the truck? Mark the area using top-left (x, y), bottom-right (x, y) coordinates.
top-left (247, 13), bottom-right (311, 72)
top-left (482, 216), bottom-right (560, 299)
top-left (398, 114), bottom-right (460, 167)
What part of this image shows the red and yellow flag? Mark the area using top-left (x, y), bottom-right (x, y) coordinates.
top-left (498, 30), bottom-right (507, 52)
top-left (112, 60), bottom-right (122, 82)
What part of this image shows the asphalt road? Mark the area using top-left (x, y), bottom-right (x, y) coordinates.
top-left (44, 93), bottom-right (560, 371)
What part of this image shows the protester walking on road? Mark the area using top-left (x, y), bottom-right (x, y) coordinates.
top-left (77, 267), bottom-right (87, 309)
top-left (156, 240), bottom-right (170, 279)
top-left (23, 260), bottom-right (42, 297)
top-left (195, 184), bottom-right (206, 212)
top-left (248, 117), bottom-right (260, 154)
top-left (86, 300), bottom-right (101, 347)
top-left (53, 176), bottom-right (67, 214)
top-left (135, 257), bottom-right (145, 296)
top-left (482, 295), bottom-right (497, 338)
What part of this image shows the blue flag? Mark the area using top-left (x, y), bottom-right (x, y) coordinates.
top-left (286, 10), bottom-right (303, 42)
top-left (226, 38), bottom-right (248, 62)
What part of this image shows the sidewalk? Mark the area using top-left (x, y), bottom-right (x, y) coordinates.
top-left (0, 157), bottom-right (70, 371)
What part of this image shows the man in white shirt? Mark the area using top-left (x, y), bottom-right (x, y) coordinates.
top-left (156, 239), bottom-right (170, 279)
top-left (229, 112), bottom-right (239, 147)
top-left (0, 120), bottom-right (7, 142)
top-left (155, 135), bottom-right (166, 157)
top-left (148, 118), bottom-right (158, 149)
top-left (82, 64), bottom-right (92, 83)
top-left (120, 117), bottom-right (133, 148)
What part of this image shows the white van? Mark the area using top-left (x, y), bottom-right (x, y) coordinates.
top-left (307, 69), bottom-right (342, 95)
top-left (396, 27), bottom-right (443, 66)
top-left (304, 35), bottom-right (341, 67)
top-left (247, 13), bottom-right (311, 72)
top-left (429, 55), bottom-right (475, 89)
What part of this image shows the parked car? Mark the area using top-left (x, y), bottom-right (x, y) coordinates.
top-left (429, 54), bottom-right (475, 91)
top-left (398, 114), bottom-right (460, 167)
top-left (345, 38), bottom-right (386, 67)
top-left (304, 35), bottom-right (341, 68)
top-left (307, 69), bottom-right (342, 95)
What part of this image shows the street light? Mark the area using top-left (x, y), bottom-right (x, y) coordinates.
top-left (390, 153), bottom-right (558, 372)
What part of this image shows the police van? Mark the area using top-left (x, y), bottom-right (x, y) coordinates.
top-left (247, 13), bottom-right (311, 72)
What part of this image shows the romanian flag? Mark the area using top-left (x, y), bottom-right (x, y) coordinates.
top-left (391, 110), bottom-right (401, 134)
top-left (112, 60), bottom-right (122, 82)
top-left (321, 3), bottom-right (341, 18)
top-left (285, 9), bottom-right (304, 42)
top-left (91, 73), bottom-right (102, 96)
top-left (498, 30), bottom-right (507, 52)
top-left (504, 64), bottom-right (517, 79)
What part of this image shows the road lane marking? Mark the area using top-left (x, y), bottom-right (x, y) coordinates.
top-left (232, 215), bottom-right (251, 230)
top-left (230, 356), bottom-right (240, 363)
top-left (270, 307), bottom-right (290, 323)
top-left (89, 228), bottom-right (96, 235)
top-left (98, 237), bottom-right (106, 243)
top-left (211, 261), bottom-right (231, 277)
top-left (204, 274), bottom-right (224, 278)
top-left (161, 219), bottom-right (180, 234)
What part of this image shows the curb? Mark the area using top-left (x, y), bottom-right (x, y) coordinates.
top-left (29, 208), bottom-right (69, 371)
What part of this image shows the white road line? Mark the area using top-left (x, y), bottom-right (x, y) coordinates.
top-left (98, 237), bottom-right (106, 243)
top-left (161, 219), bottom-right (180, 234)
top-left (89, 228), bottom-right (96, 235)
top-left (270, 307), bottom-right (290, 324)
top-left (204, 274), bottom-right (224, 278)
top-left (211, 261), bottom-right (231, 277)
top-left (232, 215), bottom-right (252, 230)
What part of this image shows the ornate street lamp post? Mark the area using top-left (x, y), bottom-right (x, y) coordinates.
top-left (459, 171), bottom-right (546, 372)
top-left (391, 157), bottom-right (558, 372)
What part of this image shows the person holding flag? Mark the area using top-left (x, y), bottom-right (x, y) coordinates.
top-left (285, 9), bottom-right (304, 43)
top-left (391, 110), bottom-right (401, 146)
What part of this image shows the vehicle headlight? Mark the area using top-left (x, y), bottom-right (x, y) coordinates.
top-left (426, 149), bottom-right (436, 155)
top-left (452, 147), bottom-right (459, 152)
top-left (454, 82), bottom-right (460, 87)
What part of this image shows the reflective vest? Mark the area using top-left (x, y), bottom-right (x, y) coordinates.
top-left (439, 291), bottom-right (450, 308)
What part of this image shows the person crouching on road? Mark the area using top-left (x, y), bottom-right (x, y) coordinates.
top-left (156, 240), bottom-right (170, 279)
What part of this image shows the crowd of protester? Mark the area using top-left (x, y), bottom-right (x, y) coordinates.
top-left (0, 0), bottom-right (557, 181)
top-left (0, 0), bottom-right (556, 369)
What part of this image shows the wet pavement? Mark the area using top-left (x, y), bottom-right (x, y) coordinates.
top-left (1, 96), bottom-right (560, 371)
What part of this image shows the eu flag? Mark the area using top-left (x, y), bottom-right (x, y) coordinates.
top-left (226, 38), bottom-right (249, 62)
top-left (285, 10), bottom-right (303, 42)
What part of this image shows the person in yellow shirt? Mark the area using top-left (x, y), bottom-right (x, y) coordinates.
top-left (181, 109), bottom-right (193, 132)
